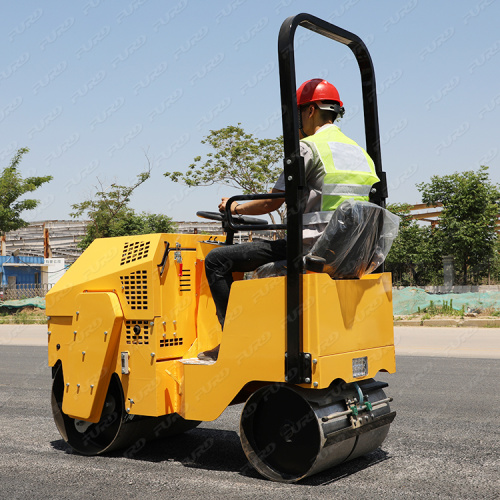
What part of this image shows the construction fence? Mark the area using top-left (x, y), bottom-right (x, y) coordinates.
top-left (0, 284), bottom-right (53, 301)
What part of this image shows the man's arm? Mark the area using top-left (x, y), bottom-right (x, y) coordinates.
top-left (222, 141), bottom-right (313, 216)
top-left (218, 188), bottom-right (285, 216)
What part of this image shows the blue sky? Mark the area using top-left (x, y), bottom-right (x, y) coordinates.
top-left (1, 0), bottom-right (499, 223)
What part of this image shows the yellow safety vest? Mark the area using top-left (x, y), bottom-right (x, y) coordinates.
top-left (302, 125), bottom-right (380, 215)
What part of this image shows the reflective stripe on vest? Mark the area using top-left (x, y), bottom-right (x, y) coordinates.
top-left (302, 211), bottom-right (334, 224)
top-left (302, 125), bottom-right (379, 212)
top-left (322, 183), bottom-right (372, 197)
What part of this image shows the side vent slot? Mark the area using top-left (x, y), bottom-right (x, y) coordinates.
top-left (179, 268), bottom-right (192, 293)
top-left (121, 240), bottom-right (151, 265)
top-left (160, 337), bottom-right (184, 348)
top-left (120, 269), bottom-right (148, 310)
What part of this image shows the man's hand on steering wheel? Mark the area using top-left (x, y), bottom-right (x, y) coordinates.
top-left (218, 197), bottom-right (239, 214)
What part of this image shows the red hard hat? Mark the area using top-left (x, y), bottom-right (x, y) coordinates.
top-left (297, 79), bottom-right (343, 108)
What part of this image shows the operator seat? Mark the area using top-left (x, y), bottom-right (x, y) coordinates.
top-left (254, 200), bottom-right (399, 279)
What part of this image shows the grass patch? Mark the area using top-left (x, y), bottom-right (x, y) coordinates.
top-left (0, 306), bottom-right (47, 324)
top-left (395, 301), bottom-right (500, 322)
top-left (483, 307), bottom-right (500, 317)
top-left (417, 300), bottom-right (465, 318)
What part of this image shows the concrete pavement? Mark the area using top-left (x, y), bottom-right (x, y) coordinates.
top-left (0, 324), bottom-right (49, 346)
top-left (394, 326), bottom-right (500, 358)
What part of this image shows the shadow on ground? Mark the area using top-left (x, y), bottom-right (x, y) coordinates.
top-left (51, 427), bottom-right (391, 483)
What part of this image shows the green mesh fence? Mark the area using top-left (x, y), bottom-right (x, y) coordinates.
top-left (393, 287), bottom-right (500, 315)
top-left (0, 297), bottom-right (46, 309)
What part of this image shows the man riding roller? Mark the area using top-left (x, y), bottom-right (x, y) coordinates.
top-left (199, 78), bottom-right (380, 361)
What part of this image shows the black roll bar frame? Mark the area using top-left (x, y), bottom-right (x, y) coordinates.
top-left (224, 13), bottom-right (386, 384)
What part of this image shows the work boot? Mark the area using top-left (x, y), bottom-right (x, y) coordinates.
top-left (197, 345), bottom-right (220, 362)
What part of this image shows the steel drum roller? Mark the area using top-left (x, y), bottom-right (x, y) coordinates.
top-left (51, 364), bottom-right (200, 455)
top-left (240, 380), bottom-right (394, 483)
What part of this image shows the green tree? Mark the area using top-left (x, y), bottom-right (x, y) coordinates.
top-left (385, 203), bottom-right (425, 285)
top-left (71, 170), bottom-right (176, 250)
top-left (491, 239), bottom-right (500, 284)
top-left (416, 225), bottom-right (445, 285)
top-left (164, 124), bottom-right (285, 225)
top-left (417, 166), bottom-right (500, 285)
top-left (386, 204), bottom-right (447, 286)
top-left (110, 212), bottom-right (177, 238)
top-left (0, 148), bottom-right (52, 234)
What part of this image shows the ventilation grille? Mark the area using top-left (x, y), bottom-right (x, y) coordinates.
top-left (125, 320), bottom-right (150, 345)
top-left (121, 241), bottom-right (150, 265)
top-left (120, 270), bottom-right (148, 310)
top-left (179, 268), bottom-right (192, 293)
top-left (160, 337), bottom-right (184, 348)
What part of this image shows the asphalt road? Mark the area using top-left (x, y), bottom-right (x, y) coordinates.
top-left (0, 346), bottom-right (498, 500)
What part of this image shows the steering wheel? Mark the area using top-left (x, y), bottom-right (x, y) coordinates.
top-left (196, 211), bottom-right (268, 226)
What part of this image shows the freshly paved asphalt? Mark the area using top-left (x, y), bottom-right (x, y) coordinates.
top-left (0, 338), bottom-right (498, 499)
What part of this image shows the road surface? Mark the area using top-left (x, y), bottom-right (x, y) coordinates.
top-left (0, 325), bottom-right (498, 499)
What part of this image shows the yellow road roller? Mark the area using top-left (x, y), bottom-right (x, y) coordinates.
top-left (47, 14), bottom-right (398, 483)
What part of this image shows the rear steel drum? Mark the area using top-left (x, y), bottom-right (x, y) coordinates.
top-left (51, 364), bottom-right (199, 455)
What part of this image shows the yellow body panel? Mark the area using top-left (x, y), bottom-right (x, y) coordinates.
top-left (303, 272), bottom-right (394, 356)
top-left (181, 277), bottom-right (286, 421)
top-left (314, 346), bottom-right (396, 386)
top-left (47, 233), bottom-right (395, 424)
top-left (179, 273), bottom-right (395, 421)
top-left (113, 323), bottom-right (185, 418)
top-left (51, 292), bottom-right (123, 422)
top-left (190, 242), bottom-right (225, 355)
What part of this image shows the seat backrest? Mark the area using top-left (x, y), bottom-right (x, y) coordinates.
top-left (306, 200), bottom-right (387, 279)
